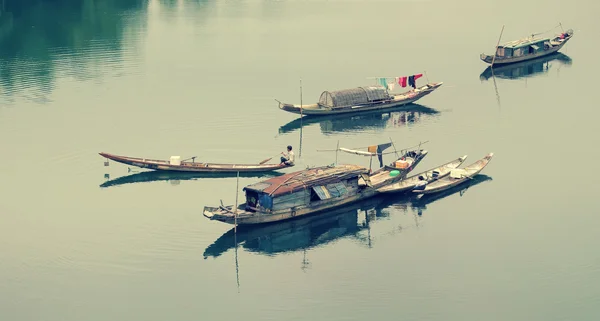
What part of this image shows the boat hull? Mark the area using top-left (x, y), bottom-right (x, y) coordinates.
top-left (203, 189), bottom-right (379, 225)
top-left (278, 83), bottom-right (442, 116)
top-left (99, 152), bottom-right (292, 173)
top-left (480, 33), bottom-right (572, 66)
top-left (377, 155), bottom-right (468, 194)
top-left (414, 153), bottom-right (494, 195)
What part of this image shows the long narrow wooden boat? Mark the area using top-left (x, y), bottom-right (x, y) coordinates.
top-left (99, 152), bottom-right (293, 173)
top-left (480, 29), bottom-right (573, 66)
top-left (277, 82), bottom-right (442, 116)
top-left (377, 155), bottom-right (468, 194)
top-left (411, 174), bottom-right (493, 211)
top-left (413, 153), bottom-right (494, 195)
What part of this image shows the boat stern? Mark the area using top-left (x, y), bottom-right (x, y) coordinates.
top-left (203, 206), bottom-right (236, 224)
top-left (278, 102), bottom-right (303, 114)
top-left (203, 205), bottom-right (256, 225)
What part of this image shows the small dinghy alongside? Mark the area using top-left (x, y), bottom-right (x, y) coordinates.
top-left (99, 152), bottom-right (293, 173)
top-left (377, 155), bottom-right (468, 194)
top-left (413, 153), bottom-right (494, 195)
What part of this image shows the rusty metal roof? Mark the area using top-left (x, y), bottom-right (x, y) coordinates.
top-left (244, 164), bottom-right (367, 196)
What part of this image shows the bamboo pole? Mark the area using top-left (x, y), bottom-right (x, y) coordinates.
top-left (491, 25), bottom-right (505, 66)
top-left (300, 79), bottom-right (303, 117)
top-left (234, 171), bottom-right (239, 232)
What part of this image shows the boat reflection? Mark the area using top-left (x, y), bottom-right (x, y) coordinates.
top-left (204, 173), bottom-right (493, 260)
top-left (100, 170), bottom-right (284, 188)
top-left (479, 53), bottom-right (572, 81)
top-left (278, 104), bottom-right (440, 135)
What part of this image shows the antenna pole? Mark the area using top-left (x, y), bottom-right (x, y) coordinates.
top-left (491, 25), bottom-right (505, 67)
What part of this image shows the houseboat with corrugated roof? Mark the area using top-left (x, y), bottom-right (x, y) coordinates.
top-left (203, 160), bottom-right (423, 225)
top-left (276, 82), bottom-right (442, 116)
top-left (203, 141), bottom-right (430, 225)
top-left (480, 28), bottom-right (573, 66)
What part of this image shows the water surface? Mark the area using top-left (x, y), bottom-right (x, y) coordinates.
top-left (1, 1), bottom-right (599, 320)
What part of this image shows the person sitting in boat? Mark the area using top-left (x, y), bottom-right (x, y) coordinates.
top-left (280, 145), bottom-right (295, 165)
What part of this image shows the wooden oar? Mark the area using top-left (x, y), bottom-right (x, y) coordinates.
top-left (259, 153), bottom-right (282, 165)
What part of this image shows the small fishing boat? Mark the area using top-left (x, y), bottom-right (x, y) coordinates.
top-left (480, 27), bottom-right (573, 66)
top-left (277, 83), bottom-right (442, 116)
top-left (413, 153), bottom-right (494, 195)
top-left (411, 174), bottom-right (493, 211)
top-left (377, 155), bottom-right (468, 194)
top-left (99, 152), bottom-right (292, 173)
top-left (335, 141), bottom-right (428, 178)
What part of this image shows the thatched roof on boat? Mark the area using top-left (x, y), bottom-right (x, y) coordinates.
top-left (500, 36), bottom-right (549, 49)
top-left (318, 86), bottom-right (390, 108)
top-left (244, 164), bottom-right (367, 196)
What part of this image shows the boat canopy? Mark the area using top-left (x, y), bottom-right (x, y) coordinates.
top-left (500, 37), bottom-right (549, 49)
top-left (318, 86), bottom-right (390, 108)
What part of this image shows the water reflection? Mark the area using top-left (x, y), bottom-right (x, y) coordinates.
top-left (100, 170), bottom-right (284, 188)
top-left (204, 174), bottom-right (492, 260)
top-left (0, 0), bottom-right (146, 104)
top-left (479, 53), bottom-right (573, 81)
top-left (278, 104), bottom-right (440, 135)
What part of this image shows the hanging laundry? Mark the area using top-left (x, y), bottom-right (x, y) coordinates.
top-left (409, 74), bottom-right (423, 89)
top-left (387, 82), bottom-right (395, 91)
top-left (377, 143), bottom-right (392, 167)
top-left (398, 76), bottom-right (407, 87)
top-left (379, 78), bottom-right (388, 87)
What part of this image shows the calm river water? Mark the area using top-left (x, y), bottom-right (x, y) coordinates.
top-left (1, 1), bottom-right (598, 320)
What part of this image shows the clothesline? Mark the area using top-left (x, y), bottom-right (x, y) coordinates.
top-left (369, 74), bottom-right (424, 91)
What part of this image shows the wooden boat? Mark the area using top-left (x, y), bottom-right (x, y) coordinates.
top-left (99, 152), bottom-right (293, 173)
top-left (411, 174), bottom-right (492, 211)
top-left (277, 82), bottom-right (442, 116)
top-left (413, 153), bottom-right (494, 195)
top-left (336, 142), bottom-right (428, 178)
top-left (480, 28), bottom-right (573, 66)
top-left (479, 52), bottom-right (572, 81)
top-left (377, 155), bottom-right (468, 194)
top-left (203, 195), bottom-right (390, 258)
top-left (203, 160), bottom-right (421, 225)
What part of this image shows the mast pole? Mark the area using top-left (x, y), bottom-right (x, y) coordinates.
top-left (234, 171), bottom-right (239, 232)
top-left (300, 79), bottom-right (303, 117)
top-left (491, 25), bottom-right (505, 67)
top-left (335, 140), bottom-right (339, 165)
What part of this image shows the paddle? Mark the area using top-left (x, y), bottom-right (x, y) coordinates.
top-left (259, 153), bottom-right (282, 165)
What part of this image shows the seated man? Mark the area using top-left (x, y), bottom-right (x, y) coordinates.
top-left (280, 145), bottom-right (295, 165)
